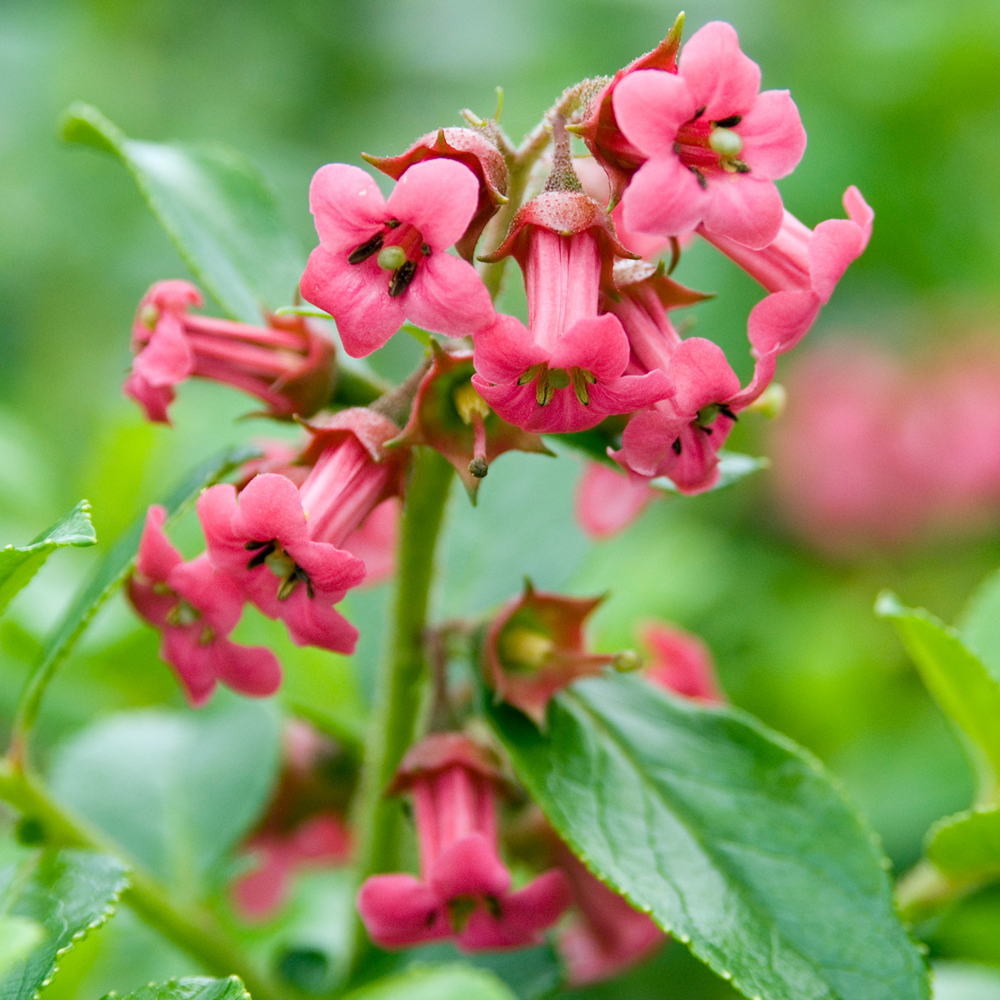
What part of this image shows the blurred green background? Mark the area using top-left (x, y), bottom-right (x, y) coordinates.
top-left (4, 0), bottom-right (1000, 995)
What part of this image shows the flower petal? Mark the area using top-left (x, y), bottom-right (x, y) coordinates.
top-left (133, 313), bottom-right (193, 387)
top-left (809, 218), bottom-right (868, 303)
top-left (385, 159), bottom-right (480, 249)
top-left (678, 21), bottom-right (761, 119)
top-left (309, 163), bottom-right (387, 249)
top-left (738, 89), bottom-right (807, 180)
top-left (356, 874), bottom-right (447, 949)
top-left (620, 155), bottom-right (709, 239)
top-left (160, 628), bottom-right (218, 707)
top-left (406, 250), bottom-right (495, 339)
top-left (123, 373), bottom-right (175, 424)
top-left (231, 473), bottom-right (310, 547)
top-left (612, 70), bottom-right (698, 159)
top-left (575, 463), bottom-right (654, 540)
top-left (550, 314), bottom-right (629, 379)
top-left (472, 314), bottom-right (546, 384)
top-left (701, 175), bottom-right (784, 250)
top-left (279, 591), bottom-right (359, 654)
top-left (300, 245), bottom-right (404, 358)
top-left (747, 289), bottom-right (821, 355)
top-left (167, 553), bottom-right (245, 635)
top-left (213, 640), bottom-right (283, 698)
top-left (668, 337), bottom-right (742, 415)
top-left (135, 505), bottom-right (182, 582)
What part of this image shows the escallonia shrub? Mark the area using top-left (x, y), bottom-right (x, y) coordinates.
top-left (9, 14), bottom-right (983, 1000)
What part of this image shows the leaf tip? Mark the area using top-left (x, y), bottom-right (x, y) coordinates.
top-left (59, 103), bottom-right (123, 155)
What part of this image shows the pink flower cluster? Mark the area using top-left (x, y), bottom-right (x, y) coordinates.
top-left (292, 20), bottom-right (870, 496)
top-left (771, 336), bottom-right (1000, 554)
top-left (127, 409), bottom-right (405, 704)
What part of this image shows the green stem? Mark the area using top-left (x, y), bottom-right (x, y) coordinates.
top-left (0, 758), bottom-right (281, 1000)
top-left (348, 447), bottom-right (454, 965)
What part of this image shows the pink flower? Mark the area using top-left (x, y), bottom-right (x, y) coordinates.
top-left (614, 21), bottom-right (806, 249)
top-left (300, 160), bottom-right (495, 358)
top-left (613, 337), bottom-right (776, 495)
top-left (484, 582), bottom-right (625, 726)
top-left (701, 187), bottom-right (874, 356)
top-left (357, 733), bottom-right (571, 950)
top-left (124, 280), bottom-right (335, 425)
top-left (127, 506), bottom-right (281, 706)
top-left (640, 622), bottom-right (722, 702)
top-left (363, 127), bottom-right (509, 262)
top-left (575, 462), bottom-right (656, 540)
top-left (472, 192), bottom-right (671, 433)
top-left (556, 844), bottom-right (664, 985)
top-left (234, 813), bottom-right (352, 922)
top-left (198, 410), bottom-right (405, 652)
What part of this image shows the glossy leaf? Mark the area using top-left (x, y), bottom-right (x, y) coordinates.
top-left (0, 919), bottom-right (44, 977)
top-left (488, 673), bottom-right (928, 1000)
top-left (342, 966), bottom-right (517, 1000)
top-left (0, 849), bottom-right (129, 1000)
top-left (98, 978), bottom-right (249, 1000)
top-left (50, 695), bottom-right (281, 891)
top-left (62, 103), bottom-right (304, 324)
top-left (877, 592), bottom-right (1000, 786)
top-left (14, 445), bottom-right (259, 736)
top-left (927, 808), bottom-right (1000, 880)
top-left (0, 501), bottom-right (96, 615)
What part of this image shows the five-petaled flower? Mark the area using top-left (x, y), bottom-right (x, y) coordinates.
top-left (614, 21), bottom-right (806, 249)
top-left (300, 159), bottom-right (495, 358)
top-left (356, 733), bottom-right (571, 950)
top-left (127, 506), bottom-right (282, 706)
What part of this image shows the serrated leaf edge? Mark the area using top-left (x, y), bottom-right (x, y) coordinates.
top-left (499, 680), bottom-right (928, 1000)
top-left (32, 870), bottom-right (130, 999)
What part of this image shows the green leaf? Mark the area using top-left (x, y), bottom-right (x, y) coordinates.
top-left (959, 567), bottom-right (1000, 685)
top-left (49, 695), bottom-right (281, 892)
top-left (927, 808), bottom-right (1000, 881)
top-left (488, 673), bottom-right (928, 1000)
top-left (14, 446), bottom-right (259, 737)
top-left (98, 977), bottom-right (249, 1000)
top-left (0, 848), bottom-right (129, 1000)
top-left (61, 103), bottom-right (304, 324)
top-left (877, 591), bottom-right (1000, 787)
top-left (342, 966), bottom-right (517, 1000)
top-left (0, 918), bottom-right (44, 977)
top-left (0, 501), bottom-right (96, 616)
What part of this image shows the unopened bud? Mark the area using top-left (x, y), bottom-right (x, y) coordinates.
top-left (747, 383), bottom-right (786, 420)
top-left (613, 650), bottom-right (642, 673)
top-left (469, 456), bottom-right (489, 478)
top-left (376, 245), bottom-right (407, 271)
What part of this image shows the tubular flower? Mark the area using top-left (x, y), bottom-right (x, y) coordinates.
top-left (484, 582), bottom-right (632, 725)
top-left (614, 21), bottom-right (806, 249)
top-left (390, 341), bottom-right (550, 499)
top-left (340, 498), bottom-right (399, 588)
top-left (640, 621), bottom-right (722, 702)
top-left (556, 843), bottom-right (664, 985)
top-left (300, 159), bottom-right (495, 358)
top-left (363, 127), bottom-right (509, 262)
top-left (124, 280), bottom-right (335, 424)
top-left (127, 506), bottom-right (282, 706)
top-left (700, 186), bottom-right (874, 356)
top-left (472, 192), bottom-right (671, 433)
top-left (356, 733), bottom-right (571, 950)
top-left (573, 13), bottom-right (685, 208)
top-left (198, 409), bottom-right (406, 652)
top-left (614, 337), bottom-right (776, 495)
top-left (575, 462), bottom-right (656, 540)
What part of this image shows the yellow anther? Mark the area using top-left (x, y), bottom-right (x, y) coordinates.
top-left (453, 380), bottom-right (491, 425)
top-left (501, 627), bottom-right (555, 669)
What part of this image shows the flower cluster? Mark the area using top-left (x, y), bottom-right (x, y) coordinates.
top-left (114, 13), bottom-right (871, 968)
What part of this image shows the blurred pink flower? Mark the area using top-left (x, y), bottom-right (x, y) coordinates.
top-left (641, 621), bottom-right (722, 702)
top-left (575, 462), bottom-right (656, 540)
